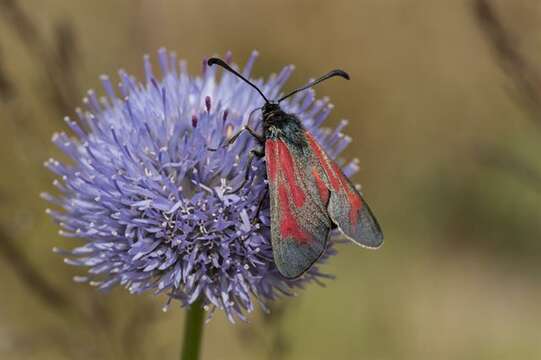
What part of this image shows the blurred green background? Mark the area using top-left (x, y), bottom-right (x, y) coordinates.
top-left (2, 0), bottom-right (541, 359)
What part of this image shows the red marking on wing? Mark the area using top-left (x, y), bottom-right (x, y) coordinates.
top-left (332, 163), bottom-right (363, 226)
top-left (348, 194), bottom-right (362, 226)
top-left (306, 134), bottom-right (341, 191)
top-left (278, 183), bottom-right (310, 244)
top-left (276, 141), bottom-right (305, 208)
top-left (312, 167), bottom-right (329, 204)
top-left (265, 140), bottom-right (278, 181)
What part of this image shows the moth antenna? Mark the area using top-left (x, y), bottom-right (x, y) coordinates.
top-left (208, 58), bottom-right (270, 103)
top-left (277, 69), bottom-right (349, 103)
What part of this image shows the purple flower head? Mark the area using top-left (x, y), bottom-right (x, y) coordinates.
top-left (43, 49), bottom-right (360, 322)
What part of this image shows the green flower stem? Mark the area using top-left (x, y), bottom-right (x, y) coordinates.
top-left (180, 299), bottom-right (205, 360)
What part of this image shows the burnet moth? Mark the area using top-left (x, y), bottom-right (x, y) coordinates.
top-left (208, 58), bottom-right (383, 278)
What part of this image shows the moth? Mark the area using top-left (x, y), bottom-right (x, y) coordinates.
top-left (208, 58), bottom-right (383, 278)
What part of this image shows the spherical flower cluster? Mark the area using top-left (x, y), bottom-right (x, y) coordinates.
top-left (43, 49), bottom-right (360, 321)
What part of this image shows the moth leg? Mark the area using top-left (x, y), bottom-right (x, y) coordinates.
top-left (250, 148), bottom-right (265, 157)
top-left (225, 149), bottom-right (264, 194)
top-left (208, 126), bottom-right (264, 151)
top-left (244, 127), bottom-right (265, 145)
top-left (251, 187), bottom-right (269, 225)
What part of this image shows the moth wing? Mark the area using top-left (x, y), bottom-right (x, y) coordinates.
top-left (265, 138), bottom-right (333, 279)
top-left (306, 134), bottom-right (383, 248)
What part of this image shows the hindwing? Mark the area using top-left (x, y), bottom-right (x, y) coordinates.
top-left (305, 133), bottom-right (383, 248)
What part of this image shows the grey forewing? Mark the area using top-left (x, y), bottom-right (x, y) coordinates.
top-left (266, 136), bottom-right (332, 278)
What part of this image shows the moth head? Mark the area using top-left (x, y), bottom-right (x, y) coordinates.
top-left (262, 102), bottom-right (281, 119)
